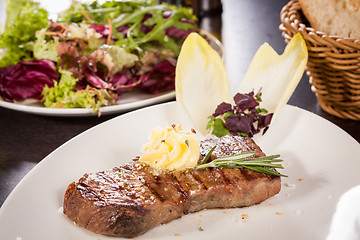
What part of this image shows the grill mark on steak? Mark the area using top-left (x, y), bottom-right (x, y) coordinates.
top-left (212, 168), bottom-right (228, 184)
top-left (63, 135), bottom-right (281, 238)
top-left (172, 170), bottom-right (207, 194)
top-left (189, 170), bottom-right (208, 190)
top-left (134, 166), bottom-right (186, 204)
top-left (221, 168), bottom-right (245, 184)
top-left (168, 173), bottom-right (189, 199)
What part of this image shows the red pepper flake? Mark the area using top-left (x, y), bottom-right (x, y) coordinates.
top-left (172, 124), bottom-right (176, 128)
top-left (191, 128), bottom-right (196, 134)
top-left (242, 214), bottom-right (248, 219)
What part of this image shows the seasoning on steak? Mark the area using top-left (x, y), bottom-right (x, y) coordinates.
top-left (63, 135), bottom-right (281, 238)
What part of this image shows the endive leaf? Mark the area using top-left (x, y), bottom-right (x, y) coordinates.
top-left (175, 32), bottom-right (230, 135)
top-left (237, 33), bottom-right (308, 117)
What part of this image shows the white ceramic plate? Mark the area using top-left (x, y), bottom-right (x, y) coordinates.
top-left (0, 102), bottom-right (359, 240)
top-left (0, 91), bottom-right (175, 116)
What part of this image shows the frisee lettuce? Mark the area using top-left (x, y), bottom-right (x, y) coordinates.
top-left (42, 68), bottom-right (116, 113)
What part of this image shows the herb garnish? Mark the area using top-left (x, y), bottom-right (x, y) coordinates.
top-left (207, 90), bottom-right (273, 138)
top-left (196, 146), bottom-right (287, 177)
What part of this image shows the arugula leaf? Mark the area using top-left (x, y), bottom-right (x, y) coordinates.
top-left (59, 0), bottom-right (156, 24)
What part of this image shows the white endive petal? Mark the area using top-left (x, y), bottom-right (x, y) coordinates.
top-left (237, 33), bottom-right (308, 116)
top-left (175, 32), bottom-right (230, 136)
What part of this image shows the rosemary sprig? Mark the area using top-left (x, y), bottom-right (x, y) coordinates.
top-left (196, 146), bottom-right (287, 177)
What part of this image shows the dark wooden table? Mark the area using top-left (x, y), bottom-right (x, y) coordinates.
top-left (0, 0), bottom-right (359, 208)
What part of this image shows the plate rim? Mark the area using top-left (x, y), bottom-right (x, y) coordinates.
top-left (0, 91), bottom-right (175, 116)
top-left (1, 102), bottom-right (360, 240)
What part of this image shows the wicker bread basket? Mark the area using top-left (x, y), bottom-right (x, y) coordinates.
top-left (280, 0), bottom-right (360, 120)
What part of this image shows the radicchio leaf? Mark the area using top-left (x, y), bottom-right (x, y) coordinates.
top-left (0, 60), bottom-right (58, 102)
top-left (89, 24), bottom-right (110, 36)
top-left (111, 74), bottom-right (141, 91)
top-left (139, 60), bottom-right (175, 94)
top-left (164, 27), bottom-right (195, 39)
top-left (116, 25), bottom-right (130, 38)
top-left (84, 71), bottom-right (110, 89)
top-left (140, 25), bottom-right (154, 34)
top-left (57, 41), bottom-right (81, 77)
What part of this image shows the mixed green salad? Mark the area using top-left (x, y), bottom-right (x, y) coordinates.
top-left (0, 0), bottom-right (198, 113)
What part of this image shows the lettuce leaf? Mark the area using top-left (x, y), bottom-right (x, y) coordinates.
top-left (0, 0), bottom-right (49, 67)
top-left (42, 68), bottom-right (116, 113)
top-left (33, 29), bottom-right (60, 61)
top-left (105, 45), bottom-right (139, 74)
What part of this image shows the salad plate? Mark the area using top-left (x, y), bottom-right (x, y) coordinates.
top-left (0, 0), bottom-right (223, 117)
top-left (0, 90), bottom-right (175, 116)
top-left (0, 101), bottom-right (359, 240)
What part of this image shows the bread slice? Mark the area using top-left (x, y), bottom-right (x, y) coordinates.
top-left (299, 0), bottom-right (360, 39)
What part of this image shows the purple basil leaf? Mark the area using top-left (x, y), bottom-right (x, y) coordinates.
top-left (225, 114), bottom-right (252, 134)
top-left (258, 113), bottom-right (273, 129)
top-left (262, 126), bottom-right (270, 135)
top-left (264, 113), bottom-right (273, 126)
top-left (233, 92), bottom-right (259, 112)
top-left (213, 102), bottom-right (233, 117)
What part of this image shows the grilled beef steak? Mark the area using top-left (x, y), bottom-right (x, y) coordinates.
top-left (63, 135), bottom-right (281, 238)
